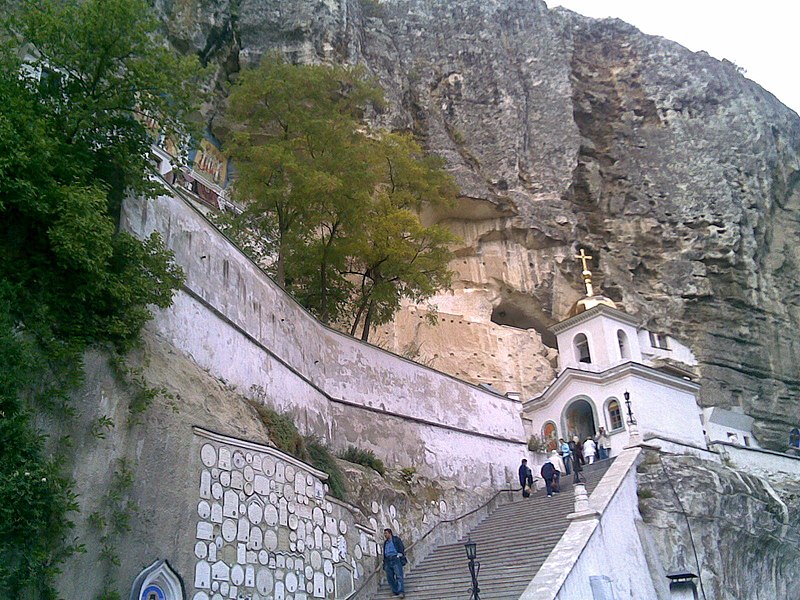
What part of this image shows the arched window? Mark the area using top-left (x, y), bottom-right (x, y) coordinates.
top-left (790, 428), bottom-right (800, 448)
top-left (574, 333), bottom-right (591, 364)
top-left (542, 421), bottom-right (558, 452)
top-left (607, 399), bottom-right (623, 430)
top-left (617, 330), bottom-right (630, 359)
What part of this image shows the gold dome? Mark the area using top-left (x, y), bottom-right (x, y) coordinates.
top-left (567, 294), bottom-right (618, 317)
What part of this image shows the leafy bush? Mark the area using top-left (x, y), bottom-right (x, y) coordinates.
top-left (306, 438), bottom-right (347, 501)
top-left (399, 466), bottom-right (416, 486)
top-left (253, 405), bottom-right (307, 459)
top-left (252, 404), bottom-right (347, 500)
top-left (0, 410), bottom-right (80, 597)
top-left (338, 445), bottom-right (386, 476)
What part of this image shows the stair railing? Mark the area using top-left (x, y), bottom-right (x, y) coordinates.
top-left (347, 486), bottom-right (518, 600)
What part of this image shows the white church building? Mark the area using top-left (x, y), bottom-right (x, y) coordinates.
top-left (523, 250), bottom-right (740, 457)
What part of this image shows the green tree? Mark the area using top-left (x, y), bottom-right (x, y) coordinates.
top-left (5, 0), bottom-right (203, 205)
top-left (223, 56), bottom-right (458, 339)
top-left (347, 132), bottom-right (458, 340)
top-left (223, 54), bottom-right (381, 292)
top-left (0, 0), bottom-right (203, 594)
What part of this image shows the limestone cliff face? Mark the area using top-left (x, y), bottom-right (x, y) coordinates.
top-left (637, 451), bottom-right (800, 599)
top-left (154, 0), bottom-right (800, 449)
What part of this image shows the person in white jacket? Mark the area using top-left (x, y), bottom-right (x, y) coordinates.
top-left (548, 450), bottom-right (565, 492)
top-left (583, 437), bottom-right (597, 464)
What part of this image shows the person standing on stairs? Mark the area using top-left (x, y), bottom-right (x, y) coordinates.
top-left (518, 458), bottom-right (533, 497)
top-left (548, 451), bottom-right (564, 493)
top-left (540, 459), bottom-right (556, 497)
top-left (570, 436), bottom-right (585, 466)
top-left (597, 427), bottom-right (611, 460)
top-left (383, 528), bottom-right (407, 598)
top-left (571, 450), bottom-right (584, 484)
top-left (583, 437), bottom-right (597, 465)
top-left (559, 438), bottom-right (572, 475)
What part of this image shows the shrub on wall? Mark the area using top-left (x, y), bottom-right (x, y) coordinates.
top-left (305, 438), bottom-right (347, 501)
top-left (527, 434), bottom-right (549, 453)
top-left (338, 445), bottom-right (386, 476)
top-left (252, 404), bottom-right (347, 500)
top-left (253, 405), bottom-right (307, 459)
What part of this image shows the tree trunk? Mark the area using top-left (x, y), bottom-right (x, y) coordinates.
top-left (350, 297), bottom-right (367, 337)
top-left (361, 299), bottom-right (375, 342)
top-left (275, 248), bottom-right (286, 288)
top-left (319, 259), bottom-right (328, 324)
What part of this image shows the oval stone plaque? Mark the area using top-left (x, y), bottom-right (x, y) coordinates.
top-left (201, 444), bottom-right (217, 467)
top-left (264, 505), bottom-right (279, 526)
top-left (221, 519), bottom-right (236, 542)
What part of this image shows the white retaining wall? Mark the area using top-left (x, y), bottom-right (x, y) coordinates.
top-left (710, 442), bottom-right (800, 484)
top-left (122, 192), bottom-right (528, 486)
top-left (520, 447), bottom-right (658, 600)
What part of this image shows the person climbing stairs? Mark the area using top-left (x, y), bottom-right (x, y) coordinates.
top-left (371, 460), bottom-right (613, 600)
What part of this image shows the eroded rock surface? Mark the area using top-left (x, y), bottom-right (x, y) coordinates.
top-left (153, 0), bottom-right (800, 448)
top-left (637, 451), bottom-right (800, 599)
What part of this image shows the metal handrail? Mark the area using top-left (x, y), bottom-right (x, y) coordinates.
top-left (348, 486), bottom-right (518, 600)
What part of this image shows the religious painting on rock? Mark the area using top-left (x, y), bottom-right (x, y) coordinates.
top-left (542, 421), bottom-right (558, 451)
top-left (192, 139), bottom-right (228, 187)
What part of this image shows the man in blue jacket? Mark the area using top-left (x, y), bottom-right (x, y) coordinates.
top-left (559, 438), bottom-right (572, 475)
top-left (383, 528), bottom-right (407, 598)
top-left (518, 458), bottom-right (533, 497)
top-left (540, 460), bottom-right (556, 497)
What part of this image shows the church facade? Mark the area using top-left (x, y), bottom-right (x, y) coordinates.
top-left (524, 252), bottom-right (710, 458)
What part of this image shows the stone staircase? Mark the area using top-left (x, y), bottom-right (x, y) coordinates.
top-left (371, 461), bottom-right (613, 600)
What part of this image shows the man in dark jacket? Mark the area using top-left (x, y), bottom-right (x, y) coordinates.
top-left (540, 461), bottom-right (556, 497)
top-left (383, 528), bottom-right (407, 598)
top-left (518, 458), bottom-right (533, 497)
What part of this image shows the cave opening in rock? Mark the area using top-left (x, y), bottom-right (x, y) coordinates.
top-left (491, 297), bottom-right (557, 348)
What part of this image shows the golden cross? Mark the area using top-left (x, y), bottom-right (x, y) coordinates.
top-left (575, 248), bottom-right (593, 272)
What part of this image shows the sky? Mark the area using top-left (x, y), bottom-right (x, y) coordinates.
top-left (549, 1), bottom-right (800, 115)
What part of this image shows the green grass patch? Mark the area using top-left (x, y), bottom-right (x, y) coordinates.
top-left (338, 445), bottom-right (386, 476)
top-left (252, 404), bottom-right (347, 500)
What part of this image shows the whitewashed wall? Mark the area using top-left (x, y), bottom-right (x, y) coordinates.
top-left (553, 460), bottom-right (658, 600)
top-left (520, 448), bottom-right (659, 600)
top-left (639, 332), bottom-right (698, 366)
top-left (122, 193), bottom-right (528, 486)
top-left (710, 442), bottom-right (800, 484)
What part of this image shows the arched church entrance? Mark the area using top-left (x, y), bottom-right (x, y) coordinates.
top-left (563, 398), bottom-right (597, 442)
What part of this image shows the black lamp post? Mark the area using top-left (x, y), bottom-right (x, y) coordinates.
top-left (464, 539), bottom-right (480, 600)
top-left (624, 390), bottom-right (636, 425)
top-left (666, 570), bottom-right (699, 600)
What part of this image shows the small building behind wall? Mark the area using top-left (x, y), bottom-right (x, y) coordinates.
top-left (703, 407), bottom-right (760, 448)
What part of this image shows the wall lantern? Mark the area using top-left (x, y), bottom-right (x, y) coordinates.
top-left (624, 390), bottom-right (637, 425)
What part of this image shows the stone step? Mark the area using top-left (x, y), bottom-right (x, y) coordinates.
top-left (370, 460), bottom-right (612, 600)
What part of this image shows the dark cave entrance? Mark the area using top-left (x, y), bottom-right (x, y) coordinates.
top-left (490, 295), bottom-right (557, 349)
